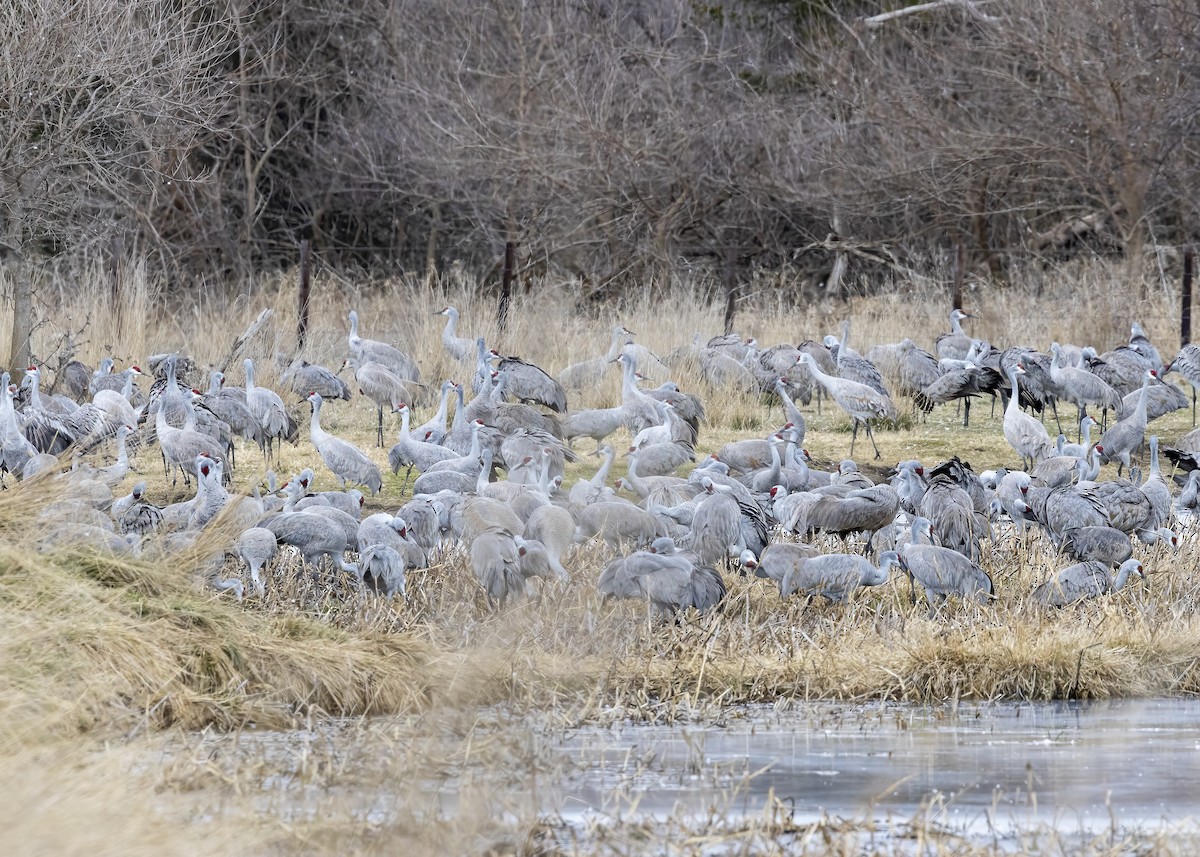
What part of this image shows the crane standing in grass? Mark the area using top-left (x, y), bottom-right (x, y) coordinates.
top-left (796, 352), bottom-right (896, 460)
top-left (306, 392), bottom-right (382, 495)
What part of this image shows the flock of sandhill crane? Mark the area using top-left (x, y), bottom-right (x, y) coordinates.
top-left (16, 304), bottom-right (1200, 614)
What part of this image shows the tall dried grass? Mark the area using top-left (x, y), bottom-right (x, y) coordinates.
top-left (1, 259), bottom-right (1197, 854)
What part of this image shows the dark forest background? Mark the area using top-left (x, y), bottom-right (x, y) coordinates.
top-left (3, 0), bottom-right (1199, 300)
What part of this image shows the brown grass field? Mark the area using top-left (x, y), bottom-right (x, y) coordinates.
top-left (2, 259), bottom-right (1199, 854)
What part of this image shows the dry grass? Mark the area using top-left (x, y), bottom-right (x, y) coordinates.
top-left (1, 259), bottom-right (1198, 853)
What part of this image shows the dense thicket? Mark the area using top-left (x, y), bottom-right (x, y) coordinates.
top-left (2, 0), bottom-right (1198, 293)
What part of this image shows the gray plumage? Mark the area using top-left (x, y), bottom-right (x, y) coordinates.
top-left (1058, 526), bottom-right (1133, 566)
top-left (437, 306), bottom-right (476, 362)
top-left (793, 484), bottom-right (900, 544)
top-left (935, 309), bottom-right (976, 361)
top-left (236, 527), bottom-right (278, 599)
top-left (306, 392), bottom-right (382, 495)
top-left (388, 403), bottom-right (459, 475)
top-left (797, 352), bottom-right (895, 460)
top-left (469, 527), bottom-right (524, 609)
top-left (575, 500), bottom-right (662, 549)
top-left (779, 550), bottom-right (900, 603)
top-left (261, 510), bottom-right (359, 574)
top-left (746, 542), bottom-right (820, 595)
top-left (556, 325), bottom-right (631, 390)
top-left (244, 358), bottom-right (292, 461)
top-left (347, 309), bottom-right (421, 383)
top-left (281, 358), bottom-right (351, 401)
top-left (494, 354), bottom-right (568, 413)
top-left (620, 537), bottom-right (726, 616)
top-left (901, 518), bottom-right (993, 609)
top-left (360, 544), bottom-right (408, 599)
top-left (913, 365), bottom-right (1001, 427)
top-left (344, 356), bottom-right (416, 447)
top-left (1033, 558), bottom-right (1144, 607)
top-left (688, 480), bottom-right (744, 565)
top-left (1003, 363), bottom-right (1052, 470)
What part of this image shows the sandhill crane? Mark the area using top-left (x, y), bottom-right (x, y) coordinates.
top-left (746, 543), bottom-right (819, 593)
top-left (828, 321), bottom-right (889, 397)
top-left (557, 325), bottom-right (631, 390)
top-left (202, 371), bottom-right (261, 465)
top-left (114, 483), bottom-right (164, 535)
top-left (1033, 558), bottom-right (1144, 607)
top-left (797, 352), bottom-right (895, 460)
top-left (779, 550), bottom-right (901, 603)
top-left (1096, 370), bottom-right (1154, 475)
top-left (632, 440), bottom-right (695, 477)
top-left (280, 358), bottom-right (351, 402)
top-left (360, 544), bottom-right (408, 598)
top-left (1129, 322), bottom-right (1164, 373)
top-left (687, 479), bottom-right (744, 565)
top-left (1059, 416), bottom-right (1097, 459)
top-left (236, 527), bottom-right (278, 599)
top-left (470, 527), bottom-right (524, 609)
top-left (1083, 344), bottom-right (1154, 398)
top-left (437, 306), bottom-right (475, 362)
top-left (414, 380), bottom-right (456, 446)
top-left (54, 355), bottom-right (92, 402)
top-left (493, 353), bottom-right (568, 413)
top-left (1115, 376), bottom-right (1187, 422)
top-left (1165, 343), bottom-right (1200, 424)
top-left (388, 402), bottom-right (458, 486)
top-left (513, 535), bottom-right (569, 588)
top-left (889, 339), bottom-right (942, 400)
top-left (793, 484), bottom-right (900, 548)
top-left (524, 504), bottom-right (574, 579)
top-left (153, 396), bottom-right (230, 486)
top-left (1048, 342), bottom-right (1122, 429)
top-left (261, 509), bottom-right (360, 575)
top-left (306, 392), bottom-right (382, 495)
top-left (1003, 364), bottom-right (1052, 470)
top-left (921, 469), bottom-right (986, 548)
top-left (914, 364), bottom-right (1001, 428)
top-left (1178, 470), bottom-right (1200, 518)
top-left (343, 356), bottom-right (415, 447)
top-left (575, 500), bottom-right (662, 549)
top-left (1058, 526), bottom-right (1136, 566)
top-left (347, 309), bottom-right (421, 382)
top-left (243, 359), bottom-right (292, 463)
top-left (563, 404), bottom-right (626, 451)
top-left (620, 537), bottom-right (726, 617)
top-left (901, 517), bottom-right (993, 611)
top-left (936, 309), bottom-right (976, 361)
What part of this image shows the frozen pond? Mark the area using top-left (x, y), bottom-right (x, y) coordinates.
top-left (553, 698), bottom-right (1200, 837)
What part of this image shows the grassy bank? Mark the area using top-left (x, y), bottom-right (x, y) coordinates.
top-left (2, 261), bottom-right (1198, 853)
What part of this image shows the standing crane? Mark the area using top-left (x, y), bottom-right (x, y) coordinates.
top-left (436, 306), bottom-right (476, 362)
top-left (347, 309), bottom-right (421, 383)
top-left (1003, 363), bottom-right (1052, 470)
top-left (243, 358), bottom-right (293, 463)
top-left (306, 392), bottom-right (382, 495)
top-left (796, 352), bottom-right (896, 460)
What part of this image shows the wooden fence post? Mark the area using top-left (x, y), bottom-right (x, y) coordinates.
top-left (1182, 244), bottom-right (1194, 349)
top-left (297, 239), bottom-right (312, 353)
top-left (498, 241), bottom-right (516, 334)
top-left (951, 240), bottom-right (965, 311)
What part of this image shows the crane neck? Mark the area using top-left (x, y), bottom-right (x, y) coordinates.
top-left (592, 447), bottom-right (615, 486)
top-left (606, 329), bottom-right (627, 362)
top-left (431, 384), bottom-right (452, 429)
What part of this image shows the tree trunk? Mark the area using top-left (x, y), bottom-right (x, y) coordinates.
top-left (8, 261), bottom-right (33, 374)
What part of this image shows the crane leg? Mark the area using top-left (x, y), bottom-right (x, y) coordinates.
top-left (377, 406), bottom-right (384, 448)
top-left (865, 422), bottom-right (882, 460)
top-left (1193, 388), bottom-right (1196, 427)
top-left (962, 399), bottom-right (971, 428)
top-left (849, 421), bottom-right (859, 459)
